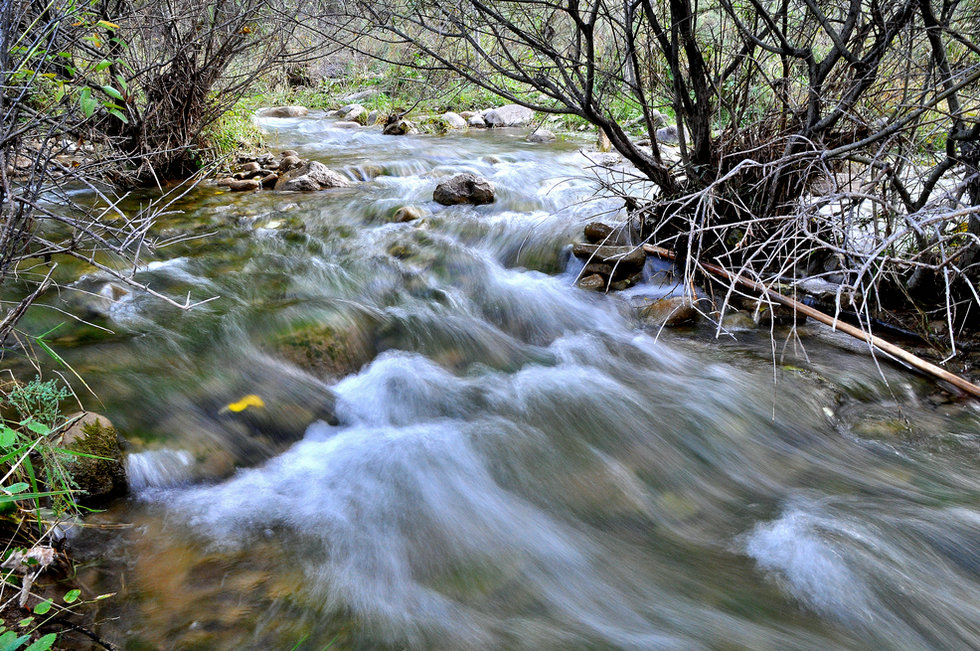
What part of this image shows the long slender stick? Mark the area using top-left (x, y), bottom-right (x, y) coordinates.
top-left (643, 244), bottom-right (980, 399)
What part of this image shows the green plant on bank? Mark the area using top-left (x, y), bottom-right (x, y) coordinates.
top-left (0, 376), bottom-right (98, 650)
top-left (0, 377), bottom-right (81, 522)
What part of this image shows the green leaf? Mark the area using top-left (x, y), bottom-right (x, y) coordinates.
top-left (101, 85), bottom-right (123, 101)
top-left (0, 426), bottom-right (17, 448)
top-left (115, 74), bottom-right (127, 92)
top-left (24, 421), bottom-right (50, 436)
top-left (108, 109), bottom-right (128, 124)
top-left (0, 443), bottom-right (32, 466)
top-left (0, 490), bottom-right (71, 505)
top-left (24, 633), bottom-right (57, 651)
top-left (0, 630), bottom-right (31, 650)
top-left (16, 617), bottom-right (33, 628)
top-left (78, 87), bottom-right (96, 118)
top-left (63, 589), bottom-right (81, 603)
top-left (33, 600), bottom-right (52, 615)
top-left (58, 449), bottom-right (112, 461)
top-left (94, 60), bottom-right (112, 72)
top-left (5, 483), bottom-right (29, 494)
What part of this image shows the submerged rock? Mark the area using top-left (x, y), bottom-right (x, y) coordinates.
top-left (275, 321), bottom-right (375, 380)
top-left (60, 412), bottom-right (127, 500)
top-left (639, 297), bottom-right (699, 327)
top-left (391, 206), bottom-right (425, 223)
top-left (528, 129), bottom-right (556, 143)
top-left (433, 173), bottom-right (496, 206)
top-left (257, 106), bottom-right (308, 118)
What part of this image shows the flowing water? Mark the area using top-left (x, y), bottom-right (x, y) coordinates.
top-left (20, 114), bottom-right (980, 649)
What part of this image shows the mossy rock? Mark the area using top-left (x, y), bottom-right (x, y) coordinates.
top-left (275, 321), bottom-right (375, 380)
top-left (60, 412), bottom-right (127, 501)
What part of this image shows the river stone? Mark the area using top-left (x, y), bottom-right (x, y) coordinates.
top-left (582, 262), bottom-right (614, 277)
top-left (640, 297), bottom-right (699, 327)
top-left (460, 111), bottom-right (476, 119)
top-left (367, 110), bottom-right (380, 125)
top-left (528, 129), bottom-right (556, 143)
top-left (468, 114), bottom-right (487, 128)
top-left (275, 321), bottom-right (376, 379)
top-left (275, 161), bottom-right (351, 191)
top-left (584, 221), bottom-right (630, 245)
top-left (257, 106), bottom-right (308, 118)
top-left (333, 121), bottom-right (362, 129)
top-left (280, 149), bottom-right (299, 158)
top-left (721, 311), bottom-right (757, 331)
top-left (260, 173), bottom-right (278, 189)
top-left (338, 104), bottom-right (368, 124)
top-left (383, 119), bottom-right (415, 136)
top-left (577, 274), bottom-right (607, 291)
top-left (226, 178), bottom-right (262, 192)
top-left (484, 104), bottom-right (535, 127)
top-left (571, 243), bottom-right (645, 277)
top-left (656, 125), bottom-right (679, 144)
top-left (60, 412), bottom-right (127, 500)
top-left (442, 112), bottom-right (467, 129)
top-left (392, 206), bottom-right (424, 223)
top-left (278, 155), bottom-right (302, 173)
top-left (433, 173), bottom-right (495, 205)
top-left (237, 161), bottom-right (261, 173)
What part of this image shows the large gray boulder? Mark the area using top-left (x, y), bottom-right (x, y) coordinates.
top-left (483, 104), bottom-right (534, 127)
top-left (433, 173), bottom-right (496, 205)
top-left (257, 106), bottom-right (309, 118)
top-left (275, 161), bottom-right (351, 191)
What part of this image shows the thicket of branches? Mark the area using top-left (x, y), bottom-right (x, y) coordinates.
top-left (344, 0), bottom-right (980, 347)
top-left (1, 0), bottom-right (344, 350)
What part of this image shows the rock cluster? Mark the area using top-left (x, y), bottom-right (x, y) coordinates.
top-left (574, 221), bottom-right (645, 291)
top-left (216, 150), bottom-right (352, 193)
top-left (256, 105), bottom-right (309, 118)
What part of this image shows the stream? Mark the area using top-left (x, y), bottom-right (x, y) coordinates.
top-left (21, 113), bottom-right (980, 649)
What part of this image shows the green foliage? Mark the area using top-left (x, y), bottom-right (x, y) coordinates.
top-left (3, 379), bottom-right (69, 429)
top-left (0, 628), bottom-right (56, 651)
top-left (0, 378), bottom-right (78, 519)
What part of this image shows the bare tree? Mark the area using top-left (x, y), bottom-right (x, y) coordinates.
top-left (341, 0), bottom-right (980, 346)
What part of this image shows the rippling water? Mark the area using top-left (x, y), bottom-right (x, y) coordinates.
top-left (28, 113), bottom-right (980, 649)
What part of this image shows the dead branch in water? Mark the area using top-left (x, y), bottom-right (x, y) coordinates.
top-left (644, 244), bottom-right (980, 400)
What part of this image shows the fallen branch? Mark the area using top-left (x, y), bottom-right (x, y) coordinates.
top-left (643, 244), bottom-right (980, 399)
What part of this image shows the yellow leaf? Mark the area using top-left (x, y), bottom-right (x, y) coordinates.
top-left (224, 394), bottom-right (265, 413)
top-left (97, 20), bottom-right (121, 29)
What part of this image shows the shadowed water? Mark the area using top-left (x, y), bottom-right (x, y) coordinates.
top-left (27, 113), bottom-right (980, 650)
